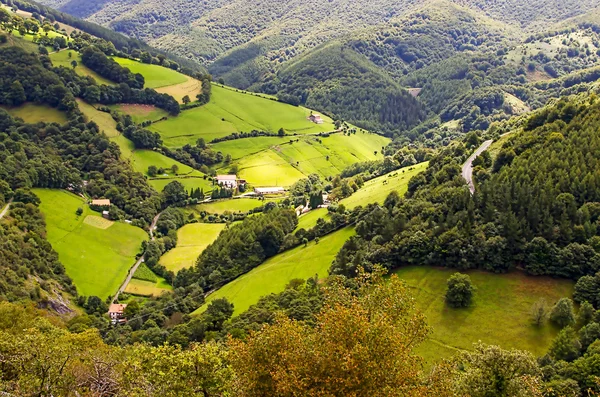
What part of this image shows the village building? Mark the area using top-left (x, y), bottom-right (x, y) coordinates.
top-left (91, 199), bottom-right (111, 207)
top-left (216, 175), bottom-right (238, 189)
top-left (102, 210), bottom-right (110, 219)
top-left (308, 113), bottom-right (324, 124)
top-left (108, 303), bottom-right (127, 324)
top-left (254, 187), bottom-right (285, 196)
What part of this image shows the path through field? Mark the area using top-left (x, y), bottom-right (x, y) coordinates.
top-left (112, 211), bottom-right (162, 303)
top-left (0, 198), bottom-right (13, 220)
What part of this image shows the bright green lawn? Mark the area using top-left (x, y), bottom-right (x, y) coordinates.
top-left (160, 223), bottom-right (226, 272)
top-left (197, 227), bottom-right (355, 315)
top-left (2, 103), bottom-right (67, 124)
top-left (150, 85), bottom-right (336, 147)
top-left (50, 51), bottom-right (115, 85)
top-left (296, 208), bottom-right (330, 231)
top-left (34, 189), bottom-right (148, 299)
top-left (340, 162), bottom-right (429, 209)
top-left (113, 57), bottom-right (188, 89)
top-left (237, 150), bottom-right (306, 187)
top-left (395, 266), bottom-right (574, 365)
top-left (194, 198), bottom-right (269, 214)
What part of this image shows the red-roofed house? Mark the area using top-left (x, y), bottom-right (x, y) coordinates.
top-left (308, 114), bottom-right (324, 124)
top-left (108, 303), bottom-right (127, 324)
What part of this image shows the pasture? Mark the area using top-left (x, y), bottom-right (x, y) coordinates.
top-left (76, 100), bottom-right (120, 138)
top-left (155, 75), bottom-right (203, 104)
top-left (339, 162), bottom-right (429, 209)
top-left (50, 51), bottom-right (115, 86)
top-left (211, 137), bottom-right (286, 160)
top-left (109, 104), bottom-right (168, 123)
top-left (198, 227), bottom-right (355, 316)
top-left (33, 189), bottom-right (147, 299)
top-left (150, 85), bottom-right (336, 147)
top-left (113, 57), bottom-right (188, 89)
top-left (159, 223), bottom-right (226, 272)
top-left (237, 150), bottom-right (306, 187)
top-left (1, 103), bottom-right (67, 124)
top-left (125, 278), bottom-right (172, 297)
top-left (394, 266), bottom-right (575, 365)
top-left (194, 198), bottom-right (268, 214)
top-left (296, 208), bottom-right (330, 231)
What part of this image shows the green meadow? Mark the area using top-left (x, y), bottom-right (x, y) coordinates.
top-left (108, 104), bottom-right (169, 123)
top-left (33, 189), bottom-right (148, 299)
top-left (296, 208), bottom-right (330, 231)
top-left (211, 137), bottom-right (286, 160)
top-left (150, 85), bottom-right (336, 147)
top-left (237, 150), bottom-right (306, 187)
top-left (1, 103), bottom-right (67, 124)
top-left (125, 278), bottom-right (172, 297)
top-left (113, 57), bottom-right (188, 89)
top-left (394, 266), bottom-right (575, 365)
top-left (194, 198), bottom-right (269, 214)
top-left (50, 51), bottom-right (115, 86)
top-left (340, 162), bottom-right (429, 209)
top-left (198, 227), bottom-right (355, 316)
top-left (159, 223), bottom-right (226, 272)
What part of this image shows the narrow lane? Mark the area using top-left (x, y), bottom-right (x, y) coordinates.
top-left (462, 140), bottom-right (493, 195)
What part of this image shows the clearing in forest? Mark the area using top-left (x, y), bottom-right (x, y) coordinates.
top-left (33, 189), bottom-right (147, 299)
top-left (1, 103), bottom-right (67, 124)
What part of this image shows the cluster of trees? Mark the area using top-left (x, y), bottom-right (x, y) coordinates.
top-left (332, 94), bottom-right (600, 284)
top-left (161, 138), bottom-right (223, 170)
top-left (175, 208), bottom-right (297, 292)
top-left (81, 46), bottom-right (145, 89)
top-left (209, 129), bottom-right (279, 144)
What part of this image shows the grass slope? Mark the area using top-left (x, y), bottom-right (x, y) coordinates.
top-left (237, 150), bottom-right (306, 187)
top-left (1, 103), bottom-right (67, 124)
top-left (194, 198), bottom-right (269, 214)
top-left (159, 223), bottom-right (226, 272)
top-left (395, 266), bottom-right (574, 364)
top-left (150, 85), bottom-right (336, 147)
top-left (296, 208), bottom-right (330, 231)
top-left (34, 189), bottom-right (147, 298)
top-left (113, 57), bottom-right (188, 89)
top-left (198, 227), bottom-right (356, 316)
top-left (108, 104), bottom-right (168, 123)
top-left (50, 51), bottom-right (115, 85)
top-left (125, 278), bottom-right (172, 297)
top-left (340, 162), bottom-right (429, 209)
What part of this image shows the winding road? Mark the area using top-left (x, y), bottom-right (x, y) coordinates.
top-left (462, 140), bottom-right (493, 195)
top-left (112, 211), bottom-right (162, 304)
top-left (0, 198), bottom-right (13, 220)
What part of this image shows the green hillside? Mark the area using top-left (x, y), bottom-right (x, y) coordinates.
top-left (34, 189), bottom-right (147, 299)
top-left (1, 103), bottom-right (67, 124)
top-left (150, 84), bottom-right (336, 147)
top-left (159, 223), bottom-right (226, 272)
top-left (113, 57), bottom-right (188, 88)
top-left (50, 50), bottom-right (115, 85)
top-left (197, 226), bottom-right (356, 316)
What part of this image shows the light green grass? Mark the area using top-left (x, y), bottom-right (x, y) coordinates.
top-left (237, 150), bottom-right (306, 187)
top-left (211, 137), bottom-right (287, 160)
top-left (33, 189), bottom-right (148, 299)
top-left (113, 57), bottom-right (188, 89)
top-left (50, 51), bottom-right (115, 85)
top-left (150, 85), bottom-right (336, 147)
top-left (296, 208), bottom-right (330, 231)
top-left (125, 278), bottom-right (172, 297)
top-left (160, 223), bottom-right (226, 272)
top-left (108, 104), bottom-right (169, 123)
top-left (194, 198), bottom-right (269, 214)
top-left (76, 100), bottom-right (120, 138)
top-left (132, 263), bottom-right (158, 282)
top-left (394, 266), bottom-right (575, 365)
top-left (197, 227), bottom-right (355, 316)
top-left (340, 162), bottom-right (429, 209)
top-left (2, 103), bottom-right (67, 124)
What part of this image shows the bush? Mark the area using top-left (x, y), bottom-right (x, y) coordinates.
top-left (445, 273), bottom-right (475, 308)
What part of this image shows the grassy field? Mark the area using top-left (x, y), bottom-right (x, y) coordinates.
top-left (159, 223), bottom-right (226, 272)
top-left (150, 85), bottom-right (336, 147)
top-left (194, 198), bottom-right (269, 214)
top-left (394, 266), bottom-right (575, 365)
top-left (113, 57), bottom-right (188, 89)
top-left (296, 208), bottom-right (330, 231)
top-left (125, 278), bottom-right (172, 297)
top-left (33, 189), bottom-right (148, 299)
top-left (50, 51), bottom-right (115, 85)
top-left (1, 103), bottom-right (67, 124)
top-left (211, 137), bottom-right (287, 160)
top-left (340, 162), bottom-right (429, 209)
top-left (237, 150), bottom-right (306, 187)
top-left (108, 104), bottom-right (168, 123)
top-left (197, 227), bottom-right (355, 316)
top-left (76, 100), bottom-right (120, 138)
top-left (155, 75), bottom-right (202, 104)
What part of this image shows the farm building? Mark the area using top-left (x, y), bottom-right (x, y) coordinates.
top-left (308, 114), bottom-right (324, 124)
top-left (102, 210), bottom-right (110, 219)
top-left (108, 303), bottom-right (127, 324)
top-left (216, 175), bottom-right (238, 189)
top-left (254, 187), bottom-right (285, 195)
top-left (91, 199), bottom-right (111, 207)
